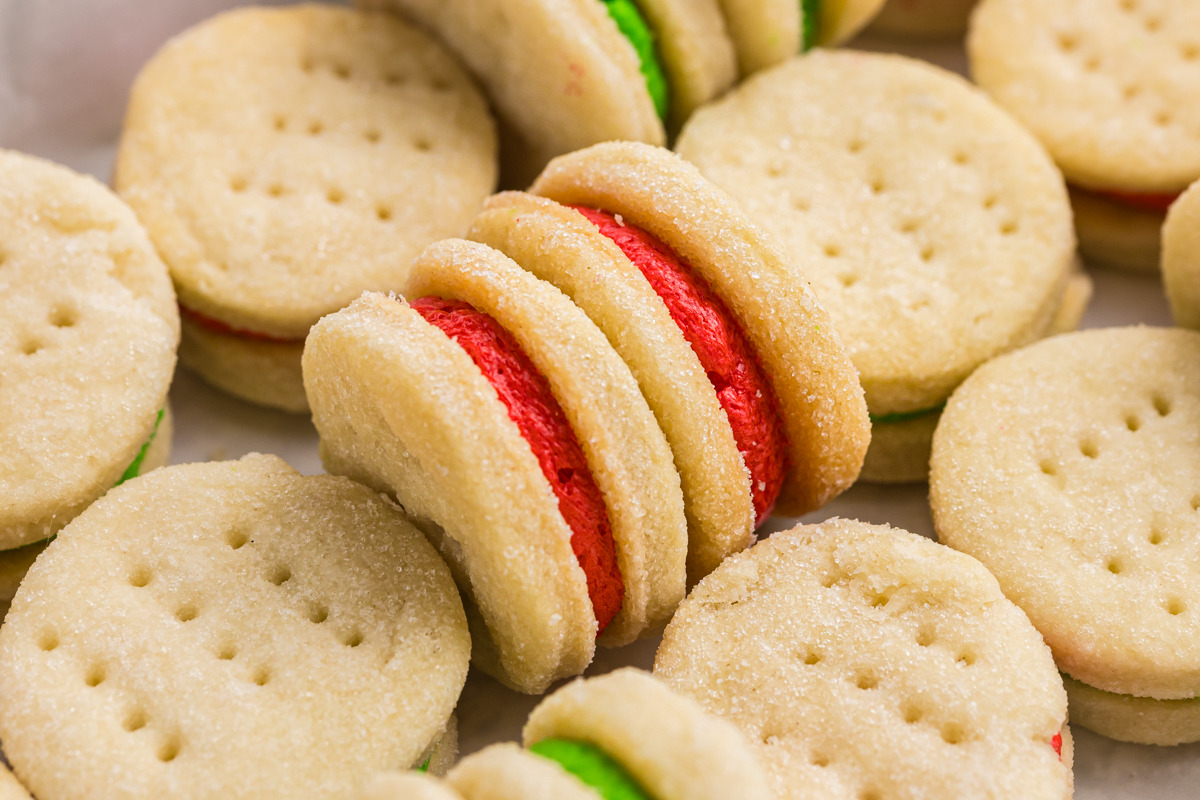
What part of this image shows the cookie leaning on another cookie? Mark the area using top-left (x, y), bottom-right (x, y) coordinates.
top-left (655, 519), bottom-right (1073, 800)
top-left (0, 149), bottom-right (178, 552)
top-left (932, 327), bottom-right (1200, 745)
top-left (0, 454), bottom-right (471, 799)
top-left (1163, 179), bottom-right (1200, 330)
top-left (717, 0), bottom-right (889, 76)
top-left (115, 4), bottom-right (497, 411)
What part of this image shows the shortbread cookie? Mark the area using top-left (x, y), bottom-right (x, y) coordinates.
top-left (0, 766), bottom-right (31, 800)
top-left (360, 0), bottom-right (736, 183)
top-left (1062, 675), bottom-right (1200, 747)
top-left (305, 240), bottom-right (687, 692)
top-left (0, 149), bottom-right (178, 551)
top-left (676, 51), bottom-right (1076, 483)
top-left (970, 0), bottom-right (1200, 271)
top-left (0, 454), bottom-right (470, 800)
top-left (115, 4), bottom-right (496, 411)
top-left (1164, 179), bottom-right (1200, 328)
top-left (718, 0), bottom-right (888, 76)
top-left (869, 0), bottom-right (977, 39)
top-left (529, 142), bottom-right (870, 521)
top-left (931, 327), bottom-right (1200, 743)
top-left (656, 519), bottom-right (1072, 800)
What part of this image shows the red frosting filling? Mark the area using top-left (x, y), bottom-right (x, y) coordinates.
top-left (1090, 188), bottom-right (1180, 215)
top-left (179, 304), bottom-right (305, 345)
top-left (1051, 732), bottom-right (1062, 760)
top-left (571, 206), bottom-right (789, 525)
top-left (411, 296), bottom-right (624, 636)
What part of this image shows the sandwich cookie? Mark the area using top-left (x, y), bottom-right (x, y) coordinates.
top-left (1163, 179), bottom-right (1200, 330)
top-left (0, 454), bottom-right (471, 799)
top-left (970, 0), bottom-right (1200, 272)
top-left (359, 0), bottom-right (737, 184)
top-left (867, 0), bottom-right (978, 40)
top-left (115, 4), bottom-right (497, 412)
top-left (655, 519), bottom-right (1073, 800)
top-left (304, 239), bottom-right (688, 692)
top-left (0, 150), bottom-right (177, 556)
top-left (931, 327), bottom-right (1200, 745)
top-left (440, 668), bottom-right (772, 800)
top-left (718, 0), bottom-right (888, 76)
top-left (676, 51), bottom-right (1078, 483)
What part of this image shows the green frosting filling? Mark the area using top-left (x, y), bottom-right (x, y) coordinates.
top-left (530, 738), bottom-right (651, 800)
top-left (416, 755), bottom-right (431, 773)
top-left (601, 0), bottom-right (669, 121)
top-left (115, 408), bottom-right (164, 487)
top-left (802, 0), bottom-right (821, 50)
top-left (869, 404), bottom-right (945, 426)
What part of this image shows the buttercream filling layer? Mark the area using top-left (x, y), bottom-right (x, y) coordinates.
top-left (530, 738), bottom-right (651, 800)
top-left (601, 0), bottom-right (670, 121)
top-left (179, 304), bottom-right (306, 345)
top-left (1081, 187), bottom-right (1181, 215)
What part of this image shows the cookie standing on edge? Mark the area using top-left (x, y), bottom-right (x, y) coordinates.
top-left (1163, 179), bottom-right (1200, 330)
top-left (305, 239), bottom-right (689, 693)
top-left (655, 519), bottom-right (1073, 799)
top-left (0, 149), bottom-right (177, 559)
top-left (970, 0), bottom-right (1200, 272)
top-left (676, 51), bottom-right (1080, 483)
top-left (718, 0), bottom-right (889, 76)
top-left (0, 454), bottom-right (471, 799)
top-left (931, 327), bottom-right (1200, 745)
top-left (360, 0), bottom-right (737, 183)
top-left (115, 4), bottom-right (497, 412)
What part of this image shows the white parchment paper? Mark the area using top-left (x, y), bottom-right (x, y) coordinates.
top-left (1, 2), bottom-right (1196, 795)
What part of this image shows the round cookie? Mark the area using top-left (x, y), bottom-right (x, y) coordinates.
top-left (931, 327), bottom-right (1200, 743)
top-left (449, 744), bottom-right (601, 800)
top-left (1164, 179), bottom-right (1200, 329)
top-left (676, 51), bottom-right (1076, 483)
top-left (115, 4), bottom-right (497, 411)
top-left (655, 519), bottom-right (1072, 800)
top-left (304, 240), bottom-right (687, 692)
top-left (0, 149), bottom-right (178, 551)
top-left (868, 0), bottom-right (978, 39)
top-left (359, 0), bottom-right (736, 183)
top-left (969, 0), bottom-right (1200, 271)
top-left (0, 454), bottom-right (470, 800)
top-left (529, 141), bottom-right (871, 518)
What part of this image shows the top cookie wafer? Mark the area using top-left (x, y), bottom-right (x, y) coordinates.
top-left (0, 149), bottom-right (178, 551)
top-left (115, 4), bottom-right (497, 339)
top-left (655, 519), bottom-right (1071, 800)
top-left (530, 142), bottom-right (871, 517)
top-left (970, 0), bottom-right (1200, 193)
top-left (931, 327), bottom-right (1200, 700)
top-left (0, 454), bottom-right (470, 800)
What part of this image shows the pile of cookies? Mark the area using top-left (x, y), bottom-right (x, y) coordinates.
top-left (1, 0), bottom-right (1199, 797)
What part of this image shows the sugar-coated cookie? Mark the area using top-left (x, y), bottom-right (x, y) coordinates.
top-left (931, 327), bottom-right (1200, 744)
top-left (0, 149), bottom-right (178, 551)
top-left (656, 519), bottom-right (1072, 799)
top-left (115, 4), bottom-right (497, 411)
top-left (868, 0), bottom-right (978, 39)
top-left (530, 142), bottom-right (870, 519)
top-left (305, 240), bottom-right (687, 692)
top-left (676, 51), bottom-right (1077, 483)
top-left (0, 454), bottom-right (470, 799)
top-left (360, 0), bottom-right (736, 183)
top-left (970, 0), bottom-right (1200, 271)
top-left (1163, 179), bottom-right (1200, 328)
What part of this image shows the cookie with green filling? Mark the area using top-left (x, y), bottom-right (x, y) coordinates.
top-left (357, 0), bottom-right (737, 184)
top-left (0, 148), bottom-right (178, 553)
top-left (715, 0), bottom-right (887, 76)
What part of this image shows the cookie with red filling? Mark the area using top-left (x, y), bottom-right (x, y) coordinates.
top-left (471, 142), bottom-right (869, 582)
top-left (303, 238), bottom-right (687, 693)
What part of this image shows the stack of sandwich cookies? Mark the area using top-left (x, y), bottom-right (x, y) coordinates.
top-left (970, 0), bottom-right (1200, 272)
top-left (719, 0), bottom-right (889, 76)
top-left (867, 0), bottom-right (978, 40)
top-left (655, 519), bottom-right (1073, 799)
top-left (470, 143), bottom-right (868, 582)
top-left (1163, 180), bottom-right (1200, 330)
top-left (675, 51), bottom-right (1080, 482)
top-left (931, 327), bottom-right (1200, 745)
top-left (115, 4), bottom-right (497, 412)
top-left (0, 454), bottom-right (471, 799)
top-left (305, 239), bottom-right (688, 693)
top-left (361, 0), bottom-right (737, 184)
top-left (0, 150), bottom-right (177, 595)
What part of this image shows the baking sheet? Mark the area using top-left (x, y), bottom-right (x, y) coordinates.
top-left (3, 1), bottom-right (1197, 795)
